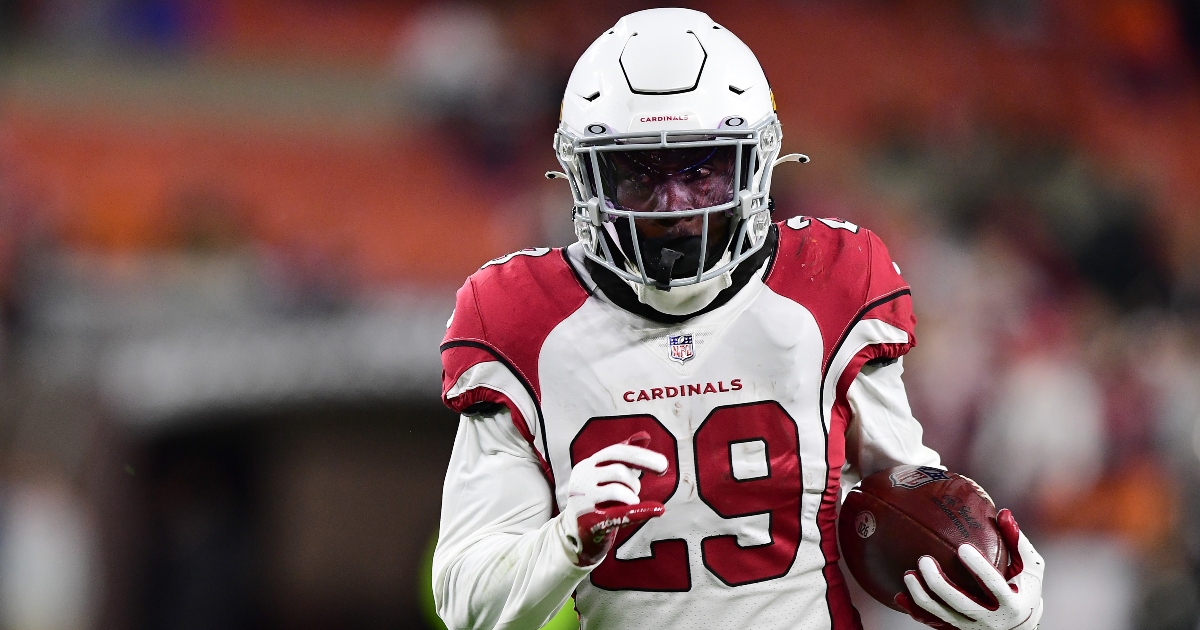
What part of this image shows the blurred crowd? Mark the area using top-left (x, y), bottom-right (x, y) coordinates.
top-left (0, 1), bottom-right (1199, 629)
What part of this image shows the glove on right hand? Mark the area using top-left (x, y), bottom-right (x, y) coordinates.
top-left (561, 431), bottom-right (668, 566)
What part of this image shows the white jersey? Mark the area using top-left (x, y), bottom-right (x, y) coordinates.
top-left (434, 220), bottom-right (940, 630)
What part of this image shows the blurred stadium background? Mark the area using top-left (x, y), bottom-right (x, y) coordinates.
top-left (0, 0), bottom-right (1198, 629)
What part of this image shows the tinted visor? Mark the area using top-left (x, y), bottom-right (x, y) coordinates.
top-left (597, 146), bottom-right (737, 212)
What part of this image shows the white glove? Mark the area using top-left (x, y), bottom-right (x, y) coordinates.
top-left (558, 431), bottom-right (668, 566)
top-left (896, 509), bottom-right (1045, 630)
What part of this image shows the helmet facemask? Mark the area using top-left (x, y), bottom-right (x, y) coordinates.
top-left (556, 116), bottom-right (782, 290)
top-left (602, 145), bottom-right (737, 288)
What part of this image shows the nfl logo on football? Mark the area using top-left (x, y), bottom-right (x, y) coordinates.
top-left (888, 466), bottom-right (951, 489)
top-left (668, 334), bottom-right (694, 364)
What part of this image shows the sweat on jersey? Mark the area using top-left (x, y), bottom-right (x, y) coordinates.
top-left (434, 219), bottom-right (941, 630)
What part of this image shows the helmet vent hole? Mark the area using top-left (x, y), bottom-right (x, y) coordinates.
top-left (584, 91), bottom-right (601, 102)
top-left (728, 85), bottom-right (745, 95)
top-left (713, 25), bottom-right (721, 29)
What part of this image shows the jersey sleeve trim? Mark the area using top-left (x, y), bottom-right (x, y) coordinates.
top-left (445, 361), bottom-right (540, 439)
top-left (441, 340), bottom-right (554, 490)
top-left (442, 335), bottom-right (541, 411)
top-left (821, 289), bottom-right (912, 374)
top-left (453, 386), bottom-right (558, 514)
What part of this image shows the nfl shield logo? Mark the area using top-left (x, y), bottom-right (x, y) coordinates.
top-left (668, 334), bottom-right (694, 364)
top-left (889, 466), bottom-right (951, 489)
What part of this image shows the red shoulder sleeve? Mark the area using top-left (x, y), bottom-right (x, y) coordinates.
top-left (439, 248), bottom-right (590, 413)
top-left (765, 217), bottom-right (915, 372)
top-left (859, 229), bottom-right (916, 361)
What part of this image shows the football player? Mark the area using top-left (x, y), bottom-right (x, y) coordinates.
top-left (433, 8), bottom-right (1044, 630)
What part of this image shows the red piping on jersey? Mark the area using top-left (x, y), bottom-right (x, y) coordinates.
top-left (817, 294), bottom-right (915, 630)
top-left (818, 217), bottom-right (906, 374)
top-left (764, 218), bottom-right (916, 373)
top-left (819, 335), bottom-right (911, 630)
top-left (442, 248), bottom-right (590, 403)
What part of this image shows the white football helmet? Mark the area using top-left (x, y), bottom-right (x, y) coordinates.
top-left (553, 8), bottom-right (803, 289)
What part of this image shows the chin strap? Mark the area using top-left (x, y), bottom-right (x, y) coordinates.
top-left (653, 248), bottom-right (684, 291)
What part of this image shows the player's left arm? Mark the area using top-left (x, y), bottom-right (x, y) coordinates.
top-left (842, 227), bottom-right (941, 485)
top-left (846, 230), bottom-right (1044, 630)
top-left (843, 356), bottom-right (940, 481)
top-left (845, 360), bottom-right (1045, 630)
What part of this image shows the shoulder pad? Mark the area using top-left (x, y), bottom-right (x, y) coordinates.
top-left (768, 217), bottom-right (916, 368)
top-left (440, 248), bottom-right (589, 408)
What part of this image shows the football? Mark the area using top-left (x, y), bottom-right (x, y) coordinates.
top-left (838, 465), bottom-right (1008, 612)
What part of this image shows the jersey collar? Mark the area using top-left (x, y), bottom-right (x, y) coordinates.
top-left (573, 225), bottom-right (779, 325)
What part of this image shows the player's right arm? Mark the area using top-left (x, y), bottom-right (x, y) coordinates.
top-left (843, 356), bottom-right (941, 480)
top-left (433, 404), bottom-right (587, 630)
top-left (435, 267), bottom-right (588, 629)
top-left (434, 401), bottom-right (668, 630)
top-left (436, 262), bottom-right (668, 629)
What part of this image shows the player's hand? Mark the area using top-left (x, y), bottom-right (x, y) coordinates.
top-left (560, 431), bottom-right (668, 566)
top-left (895, 509), bottom-right (1045, 630)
